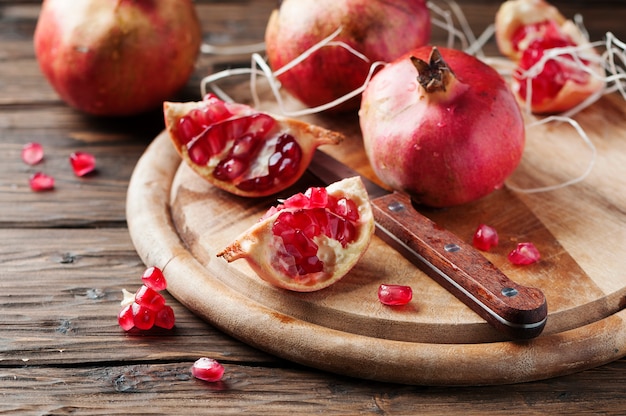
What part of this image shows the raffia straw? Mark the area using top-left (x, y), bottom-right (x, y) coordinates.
top-left (505, 116), bottom-right (597, 194)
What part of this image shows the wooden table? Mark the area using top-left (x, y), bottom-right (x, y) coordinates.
top-left (2, 0), bottom-right (625, 413)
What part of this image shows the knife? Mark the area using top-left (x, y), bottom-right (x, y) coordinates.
top-left (308, 150), bottom-right (548, 340)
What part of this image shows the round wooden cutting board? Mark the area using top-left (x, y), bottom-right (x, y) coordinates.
top-left (126, 91), bottom-right (626, 385)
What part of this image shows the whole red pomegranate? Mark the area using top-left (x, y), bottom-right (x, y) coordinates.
top-left (265, 0), bottom-right (431, 112)
top-left (34, 0), bottom-right (202, 117)
top-left (360, 47), bottom-right (525, 207)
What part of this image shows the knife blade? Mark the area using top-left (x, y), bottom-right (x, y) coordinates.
top-left (308, 150), bottom-right (547, 340)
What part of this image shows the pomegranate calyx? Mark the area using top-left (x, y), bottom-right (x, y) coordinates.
top-left (410, 47), bottom-right (456, 94)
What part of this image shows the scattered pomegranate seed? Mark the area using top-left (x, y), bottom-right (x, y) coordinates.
top-left (191, 357), bottom-right (225, 382)
top-left (134, 285), bottom-right (166, 311)
top-left (141, 266), bottom-right (167, 291)
top-left (118, 266), bottom-right (175, 332)
top-left (69, 151), bottom-right (96, 176)
top-left (21, 142), bottom-right (44, 165)
top-left (132, 302), bottom-right (156, 330)
top-left (378, 284), bottom-right (413, 306)
top-left (154, 305), bottom-right (176, 329)
top-left (472, 224), bottom-right (499, 251)
top-left (29, 172), bottom-right (55, 191)
top-left (117, 304), bottom-right (135, 331)
top-left (508, 242), bottom-right (541, 265)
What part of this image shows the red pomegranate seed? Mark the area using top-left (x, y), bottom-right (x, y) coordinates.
top-left (269, 185), bottom-right (363, 276)
top-left (29, 172), bottom-right (54, 191)
top-left (472, 224), bottom-right (499, 251)
top-left (117, 304), bottom-right (135, 331)
top-left (304, 187), bottom-right (328, 208)
top-left (191, 357), bottom-right (225, 382)
top-left (132, 302), bottom-right (156, 330)
top-left (134, 285), bottom-right (166, 311)
top-left (283, 192), bottom-right (310, 209)
top-left (231, 132), bottom-right (301, 193)
top-left (203, 94), bottom-right (232, 121)
top-left (236, 175), bottom-right (274, 192)
top-left (277, 133), bottom-right (300, 158)
top-left (513, 20), bottom-right (588, 106)
top-left (154, 305), bottom-right (176, 329)
top-left (378, 284), bottom-right (413, 306)
top-left (267, 134), bottom-right (301, 179)
top-left (508, 242), bottom-right (541, 265)
top-left (141, 266), bottom-right (167, 291)
top-left (69, 151), bottom-right (96, 177)
top-left (230, 134), bottom-right (257, 158)
top-left (213, 157), bottom-right (248, 181)
top-left (22, 142), bottom-right (44, 165)
top-left (511, 20), bottom-right (563, 52)
top-left (334, 198), bottom-right (359, 221)
top-left (177, 116), bottom-right (205, 143)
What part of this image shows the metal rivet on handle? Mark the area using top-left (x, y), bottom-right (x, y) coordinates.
top-left (444, 243), bottom-right (461, 253)
top-left (501, 287), bottom-right (519, 297)
top-left (388, 201), bottom-right (405, 212)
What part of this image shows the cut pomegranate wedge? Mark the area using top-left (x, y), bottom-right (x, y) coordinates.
top-left (217, 176), bottom-right (375, 292)
top-left (164, 94), bottom-right (344, 197)
top-left (495, 0), bottom-right (604, 114)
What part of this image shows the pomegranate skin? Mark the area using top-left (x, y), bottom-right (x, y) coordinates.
top-left (34, 0), bottom-right (202, 117)
top-left (360, 47), bottom-right (525, 207)
top-left (265, 0), bottom-right (431, 112)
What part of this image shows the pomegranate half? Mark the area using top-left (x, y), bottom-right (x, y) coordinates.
top-left (34, 0), bottom-right (202, 116)
top-left (495, 0), bottom-right (605, 114)
top-left (164, 94), bottom-right (343, 197)
top-left (360, 46), bottom-right (525, 208)
top-left (264, 0), bottom-right (431, 112)
top-left (218, 177), bottom-right (375, 292)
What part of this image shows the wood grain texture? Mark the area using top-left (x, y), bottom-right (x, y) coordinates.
top-left (2, 360), bottom-right (626, 415)
top-left (2, 0), bottom-right (626, 413)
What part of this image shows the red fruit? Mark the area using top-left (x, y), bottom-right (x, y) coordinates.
top-left (360, 46), bottom-right (525, 207)
top-left (164, 95), bottom-right (344, 197)
top-left (472, 224), bottom-right (499, 251)
top-left (118, 267), bottom-right (175, 332)
top-left (132, 302), bottom-right (156, 331)
top-left (29, 172), bottom-right (55, 192)
top-left (264, 0), bottom-right (431, 112)
top-left (33, 0), bottom-right (201, 116)
top-left (69, 152), bottom-right (96, 177)
top-left (154, 305), bottom-right (176, 330)
top-left (378, 284), bottom-right (413, 306)
top-left (508, 242), bottom-right (541, 265)
top-left (218, 177), bottom-right (375, 292)
top-left (117, 303), bottom-right (135, 331)
top-left (134, 285), bottom-right (166, 311)
top-left (22, 142), bottom-right (44, 165)
top-left (495, 0), bottom-right (605, 114)
top-left (191, 357), bottom-right (225, 382)
top-left (141, 266), bottom-right (167, 291)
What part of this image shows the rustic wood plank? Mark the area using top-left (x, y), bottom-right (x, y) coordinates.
top-left (1, 360), bottom-right (625, 415)
top-left (0, 228), bottom-right (278, 365)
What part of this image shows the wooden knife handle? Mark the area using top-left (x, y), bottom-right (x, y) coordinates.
top-left (371, 192), bottom-right (548, 339)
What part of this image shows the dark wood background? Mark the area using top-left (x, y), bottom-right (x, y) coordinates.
top-left (1, 0), bottom-right (625, 413)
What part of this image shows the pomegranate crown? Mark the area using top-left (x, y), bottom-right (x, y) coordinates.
top-left (410, 47), bottom-right (456, 93)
